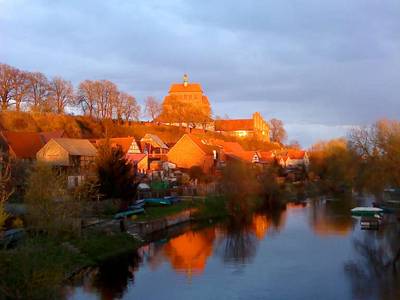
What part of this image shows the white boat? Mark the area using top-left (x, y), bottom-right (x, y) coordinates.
top-left (351, 207), bottom-right (383, 216)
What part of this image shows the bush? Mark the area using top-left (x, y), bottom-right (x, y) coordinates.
top-left (24, 162), bottom-right (82, 236)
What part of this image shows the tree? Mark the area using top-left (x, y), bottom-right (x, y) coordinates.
top-left (144, 96), bottom-right (162, 121)
top-left (12, 69), bottom-right (30, 112)
top-left (78, 80), bottom-right (97, 117)
top-left (159, 96), bottom-right (211, 127)
top-left (349, 119), bottom-right (400, 195)
top-left (24, 162), bottom-right (82, 236)
top-left (116, 92), bottom-right (140, 122)
top-left (269, 118), bottom-right (287, 144)
top-left (77, 79), bottom-right (119, 119)
top-left (0, 64), bottom-right (18, 111)
top-left (48, 77), bottom-right (74, 113)
top-left (0, 156), bottom-right (13, 231)
top-left (309, 138), bottom-right (358, 193)
top-left (96, 141), bottom-right (135, 199)
top-left (27, 72), bottom-right (50, 112)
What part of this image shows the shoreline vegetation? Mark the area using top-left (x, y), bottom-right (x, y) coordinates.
top-left (0, 195), bottom-right (266, 300)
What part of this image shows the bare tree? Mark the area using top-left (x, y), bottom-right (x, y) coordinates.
top-left (0, 64), bottom-right (17, 111)
top-left (27, 72), bottom-right (50, 112)
top-left (116, 92), bottom-right (140, 122)
top-left (77, 80), bottom-right (97, 117)
top-left (12, 70), bottom-right (30, 112)
top-left (48, 77), bottom-right (74, 114)
top-left (0, 155), bottom-right (13, 230)
top-left (269, 118), bottom-right (287, 144)
top-left (144, 96), bottom-right (162, 121)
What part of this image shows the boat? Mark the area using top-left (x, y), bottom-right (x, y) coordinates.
top-left (360, 216), bottom-right (381, 230)
top-left (130, 199), bottom-right (145, 209)
top-left (351, 207), bottom-right (383, 217)
top-left (114, 208), bottom-right (145, 219)
top-left (163, 196), bottom-right (180, 204)
top-left (144, 197), bottom-right (172, 206)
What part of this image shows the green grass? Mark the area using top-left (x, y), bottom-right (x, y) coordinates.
top-left (0, 233), bottom-right (140, 300)
top-left (135, 201), bottom-right (194, 221)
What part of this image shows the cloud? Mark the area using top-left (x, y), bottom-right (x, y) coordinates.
top-left (0, 0), bottom-right (399, 145)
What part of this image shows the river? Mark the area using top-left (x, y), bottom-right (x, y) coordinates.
top-left (66, 197), bottom-right (400, 300)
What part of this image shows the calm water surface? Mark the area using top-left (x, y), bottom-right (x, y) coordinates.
top-left (67, 198), bottom-right (400, 300)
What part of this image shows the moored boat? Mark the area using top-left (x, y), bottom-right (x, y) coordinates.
top-left (351, 207), bottom-right (383, 217)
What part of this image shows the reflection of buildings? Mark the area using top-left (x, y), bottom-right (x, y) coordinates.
top-left (251, 214), bottom-right (271, 240)
top-left (309, 201), bottom-right (353, 236)
top-left (163, 228), bottom-right (216, 277)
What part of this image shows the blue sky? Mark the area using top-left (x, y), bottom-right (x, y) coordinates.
top-left (1, 0), bottom-right (399, 147)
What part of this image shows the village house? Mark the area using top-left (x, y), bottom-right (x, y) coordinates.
top-left (214, 112), bottom-right (270, 142)
top-left (167, 134), bottom-right (220, 174)
top-left (140, 134), bottom-right (169, 161)
top-left (276, 150), bottom-right (309, 169)
top-left (36, 138), bottom-right (97, 187)
top-left (95, 137), bottom-right (148, 174)
top-left (0, 130), bottom-right (65, 161)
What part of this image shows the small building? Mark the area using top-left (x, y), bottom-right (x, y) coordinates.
top-left (0, 130), bottom-right (65, 161)
top-left (167, 134), bottom-right (220, 173)
top-left (276, 150), bottom-right (309, 169)
top-left (37, 138), bottom-right (98, 187)
top-left (126, 153), bottom-right (148, 174)
top-left (140, 134), bottom-right (169, 160)
top-left (95, 137), bottom-right (148, 174)
top-left (214, 112), bottom-right (270, 142)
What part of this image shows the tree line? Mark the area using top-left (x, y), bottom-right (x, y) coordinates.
top-left (309, 119), bottom-right (400, 197)
top-left (0, 63), bottom-right (165, 122)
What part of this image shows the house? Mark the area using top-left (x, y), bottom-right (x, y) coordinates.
top-left (140, 134), bottom-right (169, 160)
top-left (0, 130), bottom-right (65, 160)
top-left (258, 151), bottom-right (276, 165)
top-left (167, 134), bottom-right (220, 173)
top-left (106, 137), bottom-right (141, 154)
top-left (36, 138), bottom-right (97, 187)
top-left (95, 137), bottom-right (148, 174)
top-left (276, 150), bottom-right (309, 169)
top-left (214, 112), bottom-right (270, 142)
top-left (225, 151), bottom-right (261, 164)
top-left (126, 153), bottom-right (148, 174)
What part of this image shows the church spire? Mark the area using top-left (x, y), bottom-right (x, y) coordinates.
top-left (183, 74), bottom-right (188, 87)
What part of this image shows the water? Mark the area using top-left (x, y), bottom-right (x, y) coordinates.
top-left (67, 198), bottom-right (400, 300)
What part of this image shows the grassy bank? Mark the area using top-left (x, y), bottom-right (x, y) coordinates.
top-left (0, 195), bottom-right (264, 299)
top-left (0, 233), bottom-right (140, 300)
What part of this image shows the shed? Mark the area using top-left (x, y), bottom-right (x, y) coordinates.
top-left (37, 138), bottom-right (97, 167)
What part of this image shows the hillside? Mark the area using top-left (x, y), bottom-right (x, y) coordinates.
top-left (0, 111), bottom-right (279, 150)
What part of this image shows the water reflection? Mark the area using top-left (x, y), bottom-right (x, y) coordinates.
top-left (164, 228), bottom-right (215, 276)
top-left (68, 198), bottom-right (400, 300)
top-left (309, 197), bottom-right (355, 236)
top-left (345, 217), bottom-right (400, 300)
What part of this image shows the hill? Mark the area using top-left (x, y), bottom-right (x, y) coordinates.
top-left (0, 111), bottom-right (279, 150)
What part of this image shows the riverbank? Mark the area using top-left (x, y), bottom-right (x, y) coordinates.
top-left (0, 196), bottom-right (234, 299)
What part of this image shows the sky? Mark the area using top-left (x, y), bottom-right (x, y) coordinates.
top-left (1, 0), bottom-right (399, 147)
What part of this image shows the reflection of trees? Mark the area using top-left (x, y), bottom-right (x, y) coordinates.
top-left (216, 214), bottom-right (257, 264)
top-left (309, 197), bottom-right (354, 236)
top-left (345, 222), bottom-right (400, 300)
top-left (88, 252), bottom-right (141, 300)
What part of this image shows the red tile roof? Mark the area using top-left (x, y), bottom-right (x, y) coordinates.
top-left (169, 83), bottom-right (203, 93)
top-left (95, 137), bottom-right (139, 154)
top-left (126, 153), bottom-right (147, 163)
top-left (226, 151), bottom-right (259, 163)
top-left (208, 138), bottom-right (245, 153)
top-left (214, 119), bottom-right (254, 131)
top-left (0, 130), bottom-right (63, 159)
top-left (186, 134), bottom-right (219, 155)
